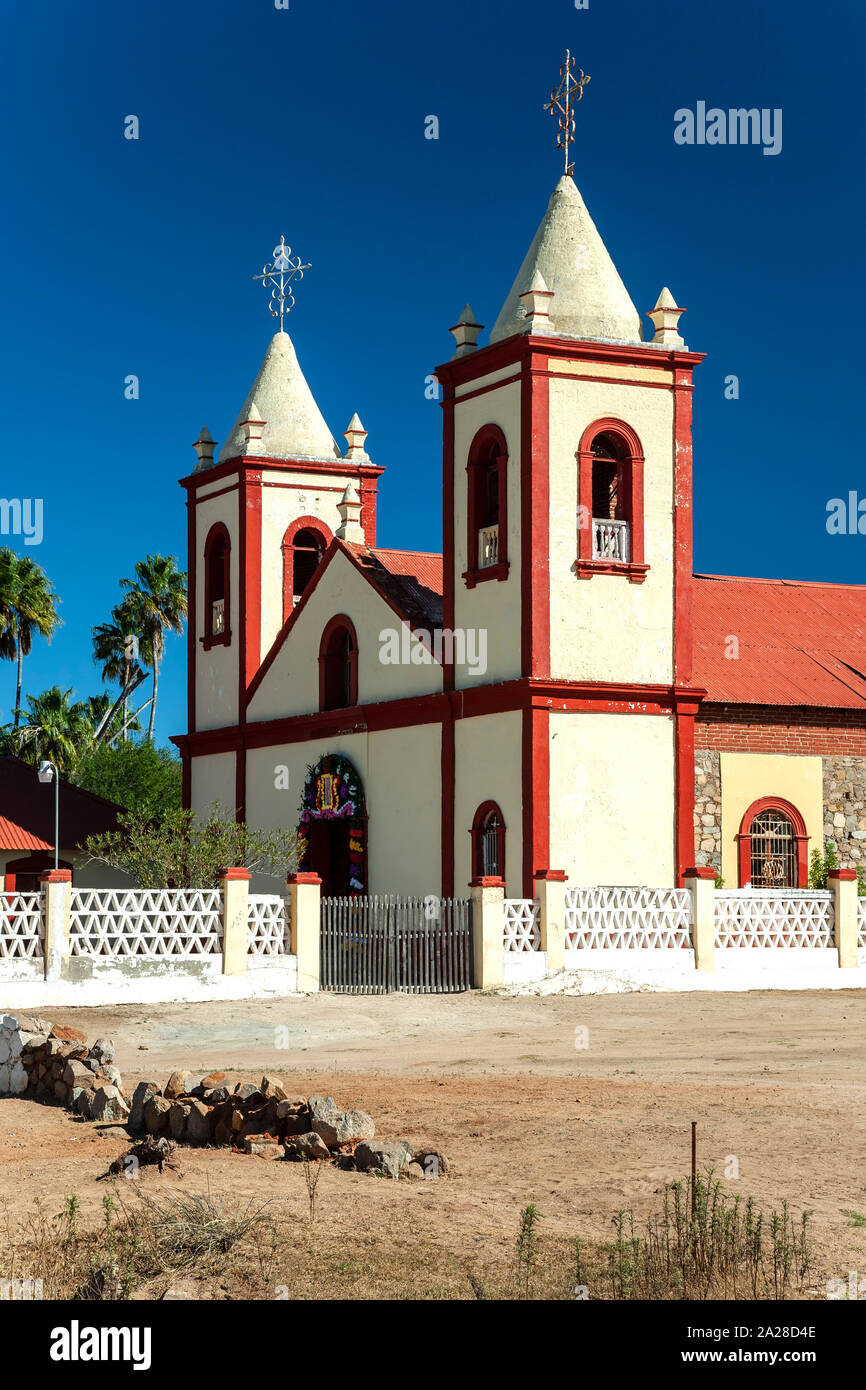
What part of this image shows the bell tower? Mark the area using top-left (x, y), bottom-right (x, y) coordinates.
top-left (435, 60), bottom-right (706, 891)
top-left (178, 239), bottom-right (383, 817)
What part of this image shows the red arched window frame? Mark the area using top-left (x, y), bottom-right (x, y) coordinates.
top-left (202, 522), bottom-right (231, 649)
top-left (318, 615), bottom-right (359, 711)
top-left (736, 797), bottom-right (809, 888)
top-left (463, 425), bottom-right (509, 588)
top-left (576, 418), bottom-right (649, 584)
top-left (470, 800), bottom-right (506, 881)
top-left (282, 516), bottom-right (332, 623)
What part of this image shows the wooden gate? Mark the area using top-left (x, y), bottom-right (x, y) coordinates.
top-left (320, 895), bottom-right (472, 994)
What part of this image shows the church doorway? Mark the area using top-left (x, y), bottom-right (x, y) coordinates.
top-left (307, 819), bottom-right (352, 896)
top-left (297, 753), bottom-right (367, 896)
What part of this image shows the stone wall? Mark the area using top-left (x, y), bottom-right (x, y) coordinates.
top-left (695, 748), bottom-right (866, 878)
top-left (693, 750), bottom-right (722, 875)
top-left (822, 755), bottom-right (866, 867)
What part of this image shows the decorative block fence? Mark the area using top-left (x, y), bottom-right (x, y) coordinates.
top-left (0, 870), bottom-right (297, 1008)
top-left (495, 868), bottom-right (865, 987)
top-left (2, 867), bottom-right (864, 1006)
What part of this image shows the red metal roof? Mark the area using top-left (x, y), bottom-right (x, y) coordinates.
top-left (0, 816), bottom-right (52, 851)
top-left (693, 575), bottom-right (866, 708)
top-left (368, 548), bottom-right (443, 594)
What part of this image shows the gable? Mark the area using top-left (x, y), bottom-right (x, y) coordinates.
top-left (246, 546), bottom-right (444, 723)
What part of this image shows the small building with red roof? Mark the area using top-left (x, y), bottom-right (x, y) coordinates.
top-left (0, 757), bottom-right (125, 891)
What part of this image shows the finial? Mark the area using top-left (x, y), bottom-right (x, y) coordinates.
top-left (647, 288), bottom-right (686, 347)
top-left (344, 413), bottom-right (369, 461)
top-left (192, 426), bottom-right (217, 470)
top-left (253, 236), bottom-right (312, 332)
top-left (449, 304), bottom-right (483, 358)
top-left (544, 50), bottom-right (591, 177)
top-left (520, 271), bottom-right (554, 333)
top-left (336, 483), bottom-right (365, 544)
top-left (240, 399), bottom-right (266, 451)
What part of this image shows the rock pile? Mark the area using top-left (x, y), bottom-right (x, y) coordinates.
top-left (134, 1074), bottom-right (446, 1177)
top-left (0, 1013), bottom-right (126, 1120)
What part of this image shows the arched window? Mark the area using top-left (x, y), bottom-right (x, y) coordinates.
top-left (203, 523), bottom-right (231, 648)
top-left (471, 801), bottom-right (506, 880)
top-left (464, 426), bottom-right (509, 587)
top-left (576, 419), bottom-right (648, 583)
top-left (282, 517), bottom-right (331, 623)
top-left (737, 797), bottom-right (809, 888)
top-left (319, 615), bottom-right (359, 711)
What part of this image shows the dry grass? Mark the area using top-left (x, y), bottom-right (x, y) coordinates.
top-left (0, 1170), bottom-right (818, 1301)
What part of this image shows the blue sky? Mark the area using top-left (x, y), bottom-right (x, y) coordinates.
top-left (0, 0), bottom-right (863, 744)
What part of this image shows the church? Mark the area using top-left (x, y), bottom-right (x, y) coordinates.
top-left (173, 144), bottom-right (866, 900)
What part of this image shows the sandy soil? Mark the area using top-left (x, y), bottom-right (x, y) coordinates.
top-left (1, 988), bottom-right (864, 1297)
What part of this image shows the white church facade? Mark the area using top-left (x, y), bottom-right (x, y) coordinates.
top-left (174, 173), bottom-right (866, 899)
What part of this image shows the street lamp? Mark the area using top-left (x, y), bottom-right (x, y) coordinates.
top-left (37, 760), bottom-right (59, 872)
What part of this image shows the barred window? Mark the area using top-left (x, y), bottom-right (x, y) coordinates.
top-left (750, 808), bottom-right (796, 888)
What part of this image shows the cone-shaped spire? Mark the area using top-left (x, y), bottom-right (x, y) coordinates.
top-left (218, 331), bottom-right (340, 463)
top-left (489, 176), bottom-right (641, 345)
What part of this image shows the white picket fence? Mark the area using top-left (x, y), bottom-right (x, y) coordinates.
top-left (69, 888), bottom-right (223, 958)
top-left (714, 889), bottom-right (834, 949)
top-left (565, 886), bottom-right (693, 950)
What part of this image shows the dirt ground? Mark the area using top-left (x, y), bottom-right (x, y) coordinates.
top-left (1, 987), bottom-right (864, 1299)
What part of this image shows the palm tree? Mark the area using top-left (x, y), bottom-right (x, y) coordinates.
top-left (16, 686), bottom-right (93, 771)
top-left (121, 555), bottom-right (187, 741)
top-left (92, 599), bottom-right (151, 743)
top-left (0, 548), bottom-right (61, 727)
top-left (82, 693), bottom-right (143, 746)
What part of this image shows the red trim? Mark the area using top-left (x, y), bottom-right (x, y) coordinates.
top-left (220, 867), bottom-right (251, 881)
top-left (828, 869), bottom-right (858, 881)
top-left (576, 417), bottom-right (647, 582)
top-left (318, 613), bottom-right (359, 711)
top-left (180, 456), bottom-right (384, 491)
top-left (242, 471), bottom-right (262, 691)
top-left (286, 872), bottom-right (322, 885)
top-left (441, 382), bottom-right (456, 694)
top-left (575, 559), bottom-right (650, 584)
top-left (186, 488), bottom-right (197, 738)
top-left (521, 344), bottom-right (550, 678)
top-left (441, 696), bottom-right (455, 896)
top-left (463, 560), bottom-right (510, 587)
top-left (181, 677), bottom-right (707, 757)
top-left (522, 704), bottom-right (549, 898)
top-left (675, 705), bottom-right (696, 886)
top-left (39, 869), bottom-right (72, 883)
top-left (673, 369), bottom-right (696, 684)
top-left (201, 522), bottom-right (232, 649)
top-left (464, 424), bottom-right (509, 584)
top-left (469, 875), bottom-right (505, 888)
top-left (736, 797), bottom-right (809, 888)
top-left (281, 516), bottom-right (332, 625)
top-left (534, 869), bottom-right (568, 881)
top-left (470, 801), bottom-right (506, 881)
top-left (684, 866), bottom-right (716, 880)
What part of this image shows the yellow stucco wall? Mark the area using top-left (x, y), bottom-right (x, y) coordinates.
top-left (548, 372), bottom-right (676, 685)
top-left (719, 752), bottom-right (823, 887)
top-left (452, 378), bottom-right (522, 687)
top-left (190, 752), bottom-right (237, 818)
top-left (243, 724), bottom-right (441, 894)
top-left (453, 711), bottom-right (523, 896)
top-left (548, 710), bottom-right (675, 885)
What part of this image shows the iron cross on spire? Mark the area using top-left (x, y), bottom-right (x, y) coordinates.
top-left (544, 50), bottom-right (591, 177)
top-left (253, 236), bottom-right (312, 332)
